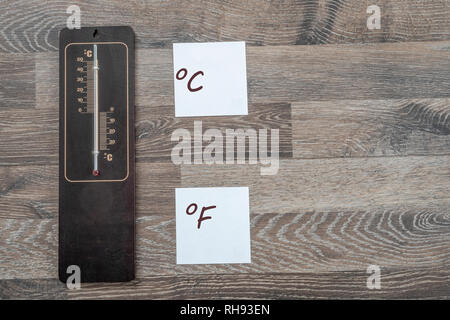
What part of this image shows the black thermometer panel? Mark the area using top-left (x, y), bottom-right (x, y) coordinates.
top-left (65, 42), bottom-right (128, 181)
top-left (59, 27), bottom-right (135, 283)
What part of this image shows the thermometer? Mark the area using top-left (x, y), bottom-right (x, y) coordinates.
top-left (92, 43), bottom-right (99, 176)
top-left (59, 27), bottom-right (135, 283)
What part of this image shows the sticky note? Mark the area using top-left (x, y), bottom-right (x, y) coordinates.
top-left (173, 41), bottom-right (248, 117)
top-left (175, 187), bottom-right (251, 264)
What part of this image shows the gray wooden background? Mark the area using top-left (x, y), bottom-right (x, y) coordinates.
top-left (0, 0), bottom-right (449, 299)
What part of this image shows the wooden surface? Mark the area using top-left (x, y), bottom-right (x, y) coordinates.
top-left (0, 0), bottom-right (449, 299)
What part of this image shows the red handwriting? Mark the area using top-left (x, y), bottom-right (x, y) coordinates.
top-left (176, 68), bottom-right (204, 92)
top-left (186, 203), bottom-right (216, 229)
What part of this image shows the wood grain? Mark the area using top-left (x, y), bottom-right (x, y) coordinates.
top-left (181, 156), bottom-right (450, 214)
top-left (136, 162), bottom-right (180, 216)
top-left (2, 42), bottom-right (450, 165)
top-left (0, 108), bottom-right (57, 166)
top-left (0, 163), bottom-right (179, 219)
top-left (246, 41), bottom-right (450, 103)
top-left (66, 268), bottom-right (450, 299)
top-left (1, 205), bottom-right (448, 279)
top-left (1, 1), bottom-right (449, 299)
top-left (293, 98), bottom-right (450, 158)
top-left (1, 156), bottom-right (448, 219)
top-left (0, 165), bottom-right (57, 219)
top-left (0, 54), bottom-right (34, 108)
top-left (136, 103), bottom-right (292, 162)
top-left (0, 278), bottom-right (66, 299)
top-left (0, 218), bottom-right (57, 279)
top-left (135, 204), bottom-right (449, 276)
top-left (2, 267), bottom-right (446, 299)
top-left (136, 42), bottom-right (450, 107)
top-left (1, 0), bottom-right (450, 53)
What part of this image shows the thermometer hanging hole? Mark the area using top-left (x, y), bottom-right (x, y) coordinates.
top-left (93, 29), bottom-right (98, 38)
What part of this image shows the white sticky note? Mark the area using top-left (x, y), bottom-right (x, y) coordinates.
top-left (173, 41), bottom-right (248, 117)
top-left (175, 187), bottom-right (251, 264)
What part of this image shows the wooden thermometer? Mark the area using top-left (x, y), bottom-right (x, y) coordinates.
top-left (59, 27), bottom-right (135, 283)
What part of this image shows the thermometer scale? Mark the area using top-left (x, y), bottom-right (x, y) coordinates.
top-left (92, 43), bottom-right (100, 176)
top-left (59, 27), bottom-right (135, 283)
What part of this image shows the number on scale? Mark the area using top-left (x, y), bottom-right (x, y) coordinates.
top-left (84, 49), bottom-right (92, 57)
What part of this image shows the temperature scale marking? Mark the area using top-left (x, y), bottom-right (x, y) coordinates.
top-left (64, 41), bottom-right (129, 182)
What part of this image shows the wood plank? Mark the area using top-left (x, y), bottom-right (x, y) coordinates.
top-left (0, 54), bottom-right (34, 108)
top-left (0, 108), bottom-right (58, 166)
top-left (246, 42), bottom-right (450, 103)
top-left (0, 218), bottom-right (57, 279)
top-left (136, 204), bottom-right (450, 276)
top-left (136, 103), bottom-right (292, 162)
top-left (2, 155), bottom-right (448, 219)
top-left (1, 202), bottom-right (448, 279)
top-left (181, 156), bottom-right (450, 214)
top-left (2, 268), bottom-right (447, 300)
top-left (1, 0), bottom-right (450, 53)
top-left (135, 42), bottom-right (450, 107)
top-left (136, 162), bottom-right (180, 216)
top-left (65, 268), bottom-right (450, 299)
top-left (293, 98), bottom-right (450, 158)
top-left (0, 278), bottom-right (66, 299)
top-left (0, 165), bottom-right (57, 219)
